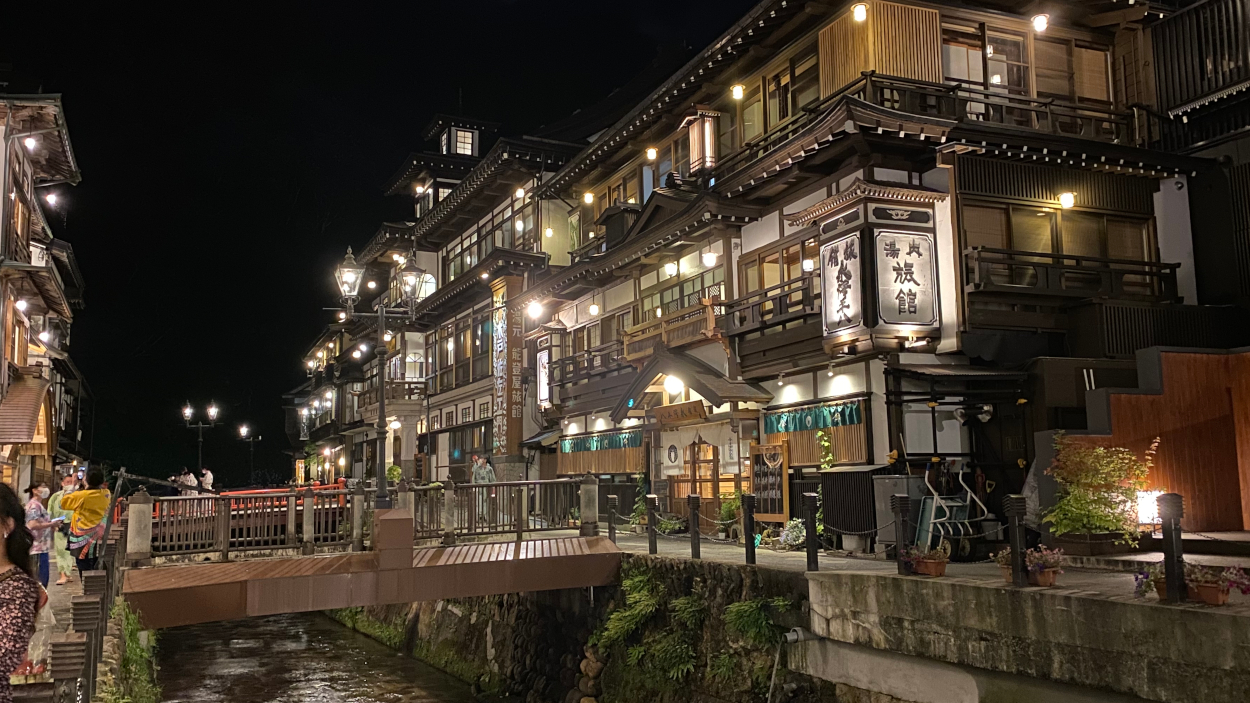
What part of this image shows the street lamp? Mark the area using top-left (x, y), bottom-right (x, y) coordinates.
top-left (238, 424), bottom-right (262, 484)
top-left (182, 402), bottom-right (220, 472)
top-left (336, 250), bottom-right (423, 509)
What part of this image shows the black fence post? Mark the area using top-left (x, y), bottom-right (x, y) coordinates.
top-left (743, 493), bottom-right (757, 565)
top-left (688, 494), bottom-right (701, 560)
top-left (803, 492), bottom-right (819, 571)
top-left (1159, 493), bottom-right (1186, 604)
top-left (607, 494), bottom-right (618, 545)
top-left (1004, 494), bottom-right (1028, 587)
top-left (646, 494), bottom-right (658, 555)
top-left (890, 494), bottom-right (912, 575)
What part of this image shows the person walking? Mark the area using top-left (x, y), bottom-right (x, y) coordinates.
top-left (60, 467), bottom-right (110, 575)
top-left (0, 482), bottom-right (43, 703)
top-left (22, 484), bottom-right (55, 588)
top-left (471, 454), bottom-right (497, 525)
top-left (46, 476), bottom-right (75, 586)
top-left (178, 468), bottom-right (198, 496)
top-left (200, 467), bottom-right (214, 492)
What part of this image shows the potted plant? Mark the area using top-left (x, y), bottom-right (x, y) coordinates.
top-left (901, 545), bottom-right (949, 577)
top-left (717, 494), bottom-right (741, 540)
top-left (1025, 546), bottom-right (1065, 587)
top-left (1042, 433), bottom-right (1158, 555)
top-left (1133, 563), bottom-right (1167, 600)
top-left (629, 473), bottom-right (648, 534)
top-left (779, 518), bottom-right (806, 550)
top-left (1183, 564), bottom-right (1250, 606)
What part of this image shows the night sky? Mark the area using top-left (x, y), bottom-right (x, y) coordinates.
top-left (1, 1), bottom-right (758, 487)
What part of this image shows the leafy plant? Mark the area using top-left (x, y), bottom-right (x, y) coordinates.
top-left (779, 518), bottom-right (806, 548)
top-left (1043, 432), bottom-right (1157, 546)
top-left (993, 546), bottom-right (1066, 572)
top-left (724, 597), bottom-right (791, 648)
top-left (630, 473), bottom-right (648, 524)
top-left (899, 544), bottom-right (948, 564)
top-left (1185, 564), bottom-right (1250, 593)
top-left (718, 492), bottom-right (741, 524)
top-left (1132, 563), bottom-right (1165, 598)
top-left (594, 568), bottom-right (665, 648)
top-left (709, 652), bottom-right (735, 683)
top-left (100, 601), bottom-right (161, 703)
top-left (670, 593), bottom-right (708, 629)
top-left (647, 629), bottom-right (697, 681)
top-left (386, 465), bottom-right (402, 483)
top-left (657, 515), bottom-right (685, 535)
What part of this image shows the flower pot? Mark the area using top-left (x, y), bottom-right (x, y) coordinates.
top-left (1000, 566), bottom-right (1013, 583)
top-left (1028, 568), bottom-right (1060, 587)
top-left (717, 530), bottom-right (727, 540)
top-left (1154, 578), bottom-right (1168, 601)
top-left (1188, 582), bottom-right (1229, 606)
top-left (913, 559), bottom-right (948, 577)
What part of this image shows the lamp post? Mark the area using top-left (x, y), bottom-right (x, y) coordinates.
top-left (182, 402), bottom-right (220, 471)
top-left (335, 247), bottom-right (422, 510)
top-left (238, 424), bottom-right (261, 483)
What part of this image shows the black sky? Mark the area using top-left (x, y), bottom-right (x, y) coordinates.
top-left (1, 1), bottom-right (758, 486)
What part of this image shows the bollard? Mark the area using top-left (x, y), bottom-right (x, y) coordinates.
top-left (124, 488), bottom-right (153, 564)
top-left (302, 487), bottom-right (316, 555)
top-left (580, 475), bottom-right (600, 537)
top-left (803, 492), bottom-right (820, 572)
top-left (514, 486), bottom-right (526, 542)
top-left (351, 481), bottom-right (366, 552)
top-left (607, 495), bottom-right (619, 544)
top-left (688, 494), bottom-right (702, 559)
top-left (743, 493), bottom-right (757, 565)
top-left (441, 480), bottom-right (458, 546)
top-left (71, 593), bottom-right (103, 702)
top-left (215, 495), bottom-right (231, 561)
top-left (286, 489), bottom-right (298, 546)
top-left (1159, 493), bottom-right (1186, 604)
top-left (395, 479), bottom-right (413, 513)
top-left (646, 494), bottom-right (659, 555)
top-left (1004, 494), bottom-right (1028, 587)
top-left (890, 494), bottom-right (912, 575)
top-left (50, 631), bottom-right (87, 703)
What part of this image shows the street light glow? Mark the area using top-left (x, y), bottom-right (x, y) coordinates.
top-left (527, 301), bottom-right (544, 319)
top-left (307, 360), bottom-right (316, 368)
top-left (239, 425), bottom-right (249, 438)
top-left (316, 351), bottom-right (324, 358)
top-left (183, 405), bottom-right (193, 421)
top-left (588, 303), bottom-right (600, 316)
top-left (45, 193), bottom-right (57, 206)
top-left (367, 281), bottom-right (377, 289)
top-left (389, 420), bottom-right (401, 430)
top-left (23, 137), bottom-right (36, 150)
top-left (324, 390), bottom-right (333, 399)
top-left (338, 312), bottom-right (347, 321)
top-left (646, 147), bottom-right (657, 160)
top-left (731, 84), bottom-right (745, 100)
top-left (358, 344), bottom-right (368, 352)
top-left (352, 350), bottom-right (362, 359)
top-left (207, 404), bottom-right (220, 421)
top-left (583, 192), bottom-right (594, 204)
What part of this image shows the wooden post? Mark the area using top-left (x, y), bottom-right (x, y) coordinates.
top-left (1004, 495), bottom-right (1028, 588)
top-left (302, 487), bottom-right (316, 555)
top-left (215, 495), bottom-right (231, 561)
top-left (286, 489), bottom-right (298, 546)
top-left (891, 494), bottom-right (912, 576)
top-left (1159, 493), bottom-right (1186, 604)
top-left (803, 492), bottom-right (820, 572)
top-left (646, 494), bottom-right (658, 555)
top-left (124, 488), bottom-right (153, 564)
top-left (351, 481), bottom-right (366, 552)
top-left (607, 495), bottom-right (618, 544)
top-left (514, 486), bottom-right (526, 542)
top-left (441, 480), bottom-right (457, 546)
top-left (688, 494), bottom-right (701, 559)
top-left (742, 493), bottom-right (756, 565)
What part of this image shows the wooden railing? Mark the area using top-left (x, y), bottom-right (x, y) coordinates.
top-left (714, 72), bottom-right (1153, 181)
top-left (361, 379), bottom-right (425, 407)
top-left (965, 247), bottom-right (1180, 302)
top-left (724, 275), bottom-right (820, 337)
top-left (622, 301), bottom-right (719, 362)
top-left (450, 479), bottom-right (581, 538)
top-left (550, 341), bottom-right (626, 387)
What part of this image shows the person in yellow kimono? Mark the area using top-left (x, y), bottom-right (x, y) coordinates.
top-left (46, 475), bottom-right (77, 585)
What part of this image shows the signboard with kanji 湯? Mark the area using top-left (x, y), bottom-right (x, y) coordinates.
top-left (874, 230), bottom-right (937, 327)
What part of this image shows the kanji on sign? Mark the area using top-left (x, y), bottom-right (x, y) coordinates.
top-left (907, 241), bottom-right (923, 257)
top-left (895, 289), bottom-right (917, 315)
top-left (883, 240), bottom-right (901, 259)
top-left (893, 261), bottom-right (918, 285)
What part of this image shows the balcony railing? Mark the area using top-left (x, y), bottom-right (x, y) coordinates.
top-left (639, 282), bottom-right (726, 325)
top-left (965, 247), bottom-right (1179, 302)
top-left (714, 72), bottom-right (1150, 182)
top-left (551, 341), bottom-right (626, 387)
top-left (724, 275), bottom-right (820, 337)
top-left (361, 379), bottom-right (426, 407)
top-left (623, 301), bottom-right (719, 362)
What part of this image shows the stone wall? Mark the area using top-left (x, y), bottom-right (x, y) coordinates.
top-left (806, 570), bottom-right (1250, 703)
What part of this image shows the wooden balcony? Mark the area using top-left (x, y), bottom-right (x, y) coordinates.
top-left (965, 248), bottom-right (1180, 303)
top-left (724, 275), bottom-right (820, 337)
top-left (360, 380), bottom-right (425, 408)
top-left (551, 341), bottom-right (626, 387)
top-left (622, 302), bottom-right (720, 363)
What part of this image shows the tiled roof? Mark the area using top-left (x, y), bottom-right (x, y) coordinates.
top-left (0, 375), bottom-right (50, 443)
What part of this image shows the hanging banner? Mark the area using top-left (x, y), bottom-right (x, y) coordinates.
top-left (762, 398), bottom-right (864, 435)
top-left (560, 429), bottom-right (642, 454)
top-left (820, 232), bottom-right (862, 335)
top-left (875, 230), bottom-right (938, 327)
top-left (536, 349), bottom-right (551, 408)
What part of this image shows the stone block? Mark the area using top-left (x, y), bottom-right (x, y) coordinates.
top-left (372, 508), bottom-right (413, 551)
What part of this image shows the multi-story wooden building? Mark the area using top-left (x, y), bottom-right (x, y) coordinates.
top-left (515, 0), bottom-right (1243, 534)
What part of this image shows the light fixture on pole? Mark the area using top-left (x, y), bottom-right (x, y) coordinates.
top-left (238, 424), bottom-right (262, 484)
top-left (182, 402), bottom-right (221, 474)
top-left (335, 247), bottom-right (365, 306)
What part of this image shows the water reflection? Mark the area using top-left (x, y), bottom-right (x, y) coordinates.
top-left (158, 613), bottom-right (477, 703)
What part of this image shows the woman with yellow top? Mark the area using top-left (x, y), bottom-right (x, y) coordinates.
top-left (59, 467), bottom-right (110, 575)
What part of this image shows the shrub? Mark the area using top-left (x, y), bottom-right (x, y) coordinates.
top-left (1043, 432), bottom-right (1156, 546)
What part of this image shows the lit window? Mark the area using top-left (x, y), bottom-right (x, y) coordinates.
top-left (455, 129), bottom-right (474, 156)
top-left (438, 187), bottom-right (453, 202)
top-left (461, 407), bottom-right (472, 423)
top-left (479, 402), bottom-right (490, 419)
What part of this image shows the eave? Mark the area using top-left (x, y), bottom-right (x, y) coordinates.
top-left (1, 95), bottom-right (80, 186)
top-left (408, 248), bottom-right (549, 331)
top-left (0, 260), bottom-right (72, 319)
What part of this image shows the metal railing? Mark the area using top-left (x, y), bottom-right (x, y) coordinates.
top-left (412, 484), bottom-right (444, 540)
top-left (623, 301), bottom-right (719, 361)
top-left (361, 379), bottom-right (425, 407)
top-left (450, 479), bottom-right (580, 538)
top-left (965, 247), bottom-right (1179, 301)
top-left (150, 488), bottom-right (351, 555)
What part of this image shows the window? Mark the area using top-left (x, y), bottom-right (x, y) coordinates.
top-left (479, 402), bottom-right (490, 420)
top-left (986, 34), bottom-right (1028, 96)
top-left (438, 187), bottom-right (453, 201)
top-left (1036, 39), bottom-right (1111, 104)
top-left (445, 410), bottom-right (455, 428)
top-left (440, 131), bottom-right (449, 154)
top-left (454, 129), bottom-right (475, 156)
top-left (431, 414), bottom-right (441, 431)
top-left (741, 84), bottom-right (763, 143)
top-left (672, 137), bottom-right (690, 177)
top-left (462, 407), bottom-right (472, 423)
top-left (790, 47), bottom-right (820, 112)
top-left (766, 66), bottom-right (791, 127)
top-left (942, 26), bottom-right (985, 89)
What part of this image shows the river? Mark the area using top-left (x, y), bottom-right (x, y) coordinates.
top-left (157, 613), bottom-right (479, 703)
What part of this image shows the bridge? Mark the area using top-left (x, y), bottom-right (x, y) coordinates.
top-left (118, 477), bottom-right (623, 629)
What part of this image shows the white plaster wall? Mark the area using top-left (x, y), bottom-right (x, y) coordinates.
top-left (1154, 176), bottom-right (1197, 304)
top-left (741, 211), bottom-right (781, 255)
top-left (775, 374), bottom-right (814, 405)
top-left (818, 362), bottom-right (867, 398)
top-left (782, 188), bottom-right (830, 237)
top-left (867, 359), bottom-right (891, 465)
top-left (923, 169), bottom-right (960, 354)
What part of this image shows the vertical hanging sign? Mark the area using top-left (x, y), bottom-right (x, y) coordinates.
top-left (820, 232), bottom-right (862, 335)
top-left (491, 277), bottom-right (525, 456)
top-left (874, 231), bottom-right (937, 326)
top-left (536, 349), bottom-right (551, 408)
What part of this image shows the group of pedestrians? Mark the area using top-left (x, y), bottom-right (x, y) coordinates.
top-left (0, 467), bottom-right (110, 699)
top-left (168, 466), bottom-right (213, 495)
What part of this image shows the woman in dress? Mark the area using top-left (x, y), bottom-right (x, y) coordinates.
top-left (46, 475), bottom-right (76, 586)
top-left (0, 482), bottom-right (43, 703)
top-left (22, 483), bottom-right (55, 588)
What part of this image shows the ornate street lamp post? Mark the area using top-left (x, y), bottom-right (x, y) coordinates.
top-left (238, 424), bottom-right (261, 483)
top-left (335, 247), bottom-right (421, 510)
top-left (182, 402), bottom-right (220, 472)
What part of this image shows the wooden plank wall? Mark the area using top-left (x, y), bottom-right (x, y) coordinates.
top-left (558, 446), bottom-right (644, 475)
top-left (872, 1), bottom-right (942, 83)
top-left (763, 423), bottom-right (867, 467)
top-left (819, 9), bottom-right (868, 97)
top-left (1078, 351), bottom-right (1250, 531)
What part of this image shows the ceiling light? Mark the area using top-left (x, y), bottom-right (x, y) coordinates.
top-left (646, 147), bottom-right (657, 161)
top-left (655, 307), bottom-right (663, 318)
top-left (1058, 192), bottom-right (1076, 209)
top-left (852, 3), bottom-right (868, 21)
top-left (23, 137), bottom-right (37, 151)
top-left (777, 375), bottom-right (785, 387)
top-left (14, 300), bottom-right (27, 312)
top-left (415, 185), bottom-right (426, 194)
top-left (338, 312), bottom-right (347, 321)
top-left (316, 351), bottom-right (324, 358)
top-left (383, 332), bottom-right (393, 342)
top-left (827, 365), bottom-right (835, 377)
top-left (731, 84), bottom-right (745, 100)
top-left (583, 192), bottom-right (594, 204)
top-left (480, 272), bottom-right (489, 279)
top-left (307, 360), bottom-right (316, 368)
top-left (323, 447), bottom-right (332, 457)
top-left (515, 219), bottom-right (525, 232)
top-left (1031, 14), bottom-right (1049, 32)
top-left (338, 457), bottom-right (346, 467)
top-left (352, 350), bottom-right (362, 359)
top-left (802, 258), bottom-right (815, 272)
top-left (544, 227), bottom-right (553, 238)
top-left (588, 303), bottom-right (600, 316)
top-left (389, 420), bottom-right (402, 430)
top-left (45, 193), bottom-right (57, 206)
top-left (663, 375), bottom-right (684, 395)
top-left (515, 188), bottom-right (526, 199)
top-left (664, 262), bottom-right (678, 276)
top-left (324, 390), bottom-right (333, 399)
top-left (527, 300), bottom-right (544, 319)
top-left (358, 343), bottom-right (368, 352)
top-left (37, 330), bottom-right (50, 342)
top-left (701, 251), bottom-right (718, 267)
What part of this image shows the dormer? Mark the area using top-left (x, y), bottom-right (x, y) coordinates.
top-left (422, 114), bottom-right (501, 159)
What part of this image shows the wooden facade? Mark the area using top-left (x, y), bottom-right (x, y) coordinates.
top-left (818, 1), bottom-right (942, 96)
top-left (557, 445), bottom-right (645, 476)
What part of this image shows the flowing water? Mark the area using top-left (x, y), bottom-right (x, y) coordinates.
top-left (157, 613), bottom-right (478, 703)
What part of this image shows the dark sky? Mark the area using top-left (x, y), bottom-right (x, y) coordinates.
top-left (1, 1), bottom-right (757, 487)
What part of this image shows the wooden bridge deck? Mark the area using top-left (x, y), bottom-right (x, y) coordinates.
top-left (123, 536), bottom-right (620, 629)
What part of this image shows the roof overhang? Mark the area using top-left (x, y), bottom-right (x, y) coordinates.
top-left (1, 95), bottom-right (80, 186)
top-left (609, 350), bottom-right (772, 423)
top-left (383, 152), bottom-right (479, 197)
top-left (408, 248), bottom-right (549, 331)
top-left (938, 127), bottom-right (1216, 178)
top-left (0, 260), bottom-right (72, 319)
top-left (0, 374), bottom-right (51, 443)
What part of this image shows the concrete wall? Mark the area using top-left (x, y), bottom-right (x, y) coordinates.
top-left (805, 570), bottom-right (1250, 703)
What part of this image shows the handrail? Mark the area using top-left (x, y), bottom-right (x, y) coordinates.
top-left (966, 247), bottom-right (1178, 271)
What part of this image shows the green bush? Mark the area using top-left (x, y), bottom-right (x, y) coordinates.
top-left (1043, 432), bottom-right (1156, 546)
top-left (724, 597), bottom-right (792, 649)
top-left (100, 601), bottom-right (161, 703)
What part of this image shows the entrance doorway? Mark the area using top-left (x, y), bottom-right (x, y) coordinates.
top-left (667, 441), bottom-right (751, 534)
